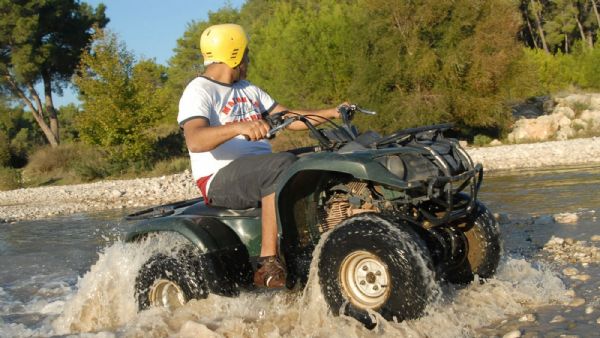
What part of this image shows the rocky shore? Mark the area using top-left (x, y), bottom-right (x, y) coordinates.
top-left (0, 136), bottom-right (599, 223)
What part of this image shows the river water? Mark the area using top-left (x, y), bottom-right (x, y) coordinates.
top-left (1, 165), bottom-right (599, 337)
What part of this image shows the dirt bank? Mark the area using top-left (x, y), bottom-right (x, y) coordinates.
top-left (1, 137), bottom-right (600, 222)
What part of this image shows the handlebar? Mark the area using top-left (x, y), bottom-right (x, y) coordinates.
top-left (263, 104), bottom-right (376, 141)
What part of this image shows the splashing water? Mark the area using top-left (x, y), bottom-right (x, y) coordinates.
top-left (49, 232), bottom-right (568, 337)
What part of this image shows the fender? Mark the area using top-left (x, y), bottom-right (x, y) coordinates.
top-left (125, 215), bottom-right (249, 254)
top-left (277, 151), bottom-right (415, 191)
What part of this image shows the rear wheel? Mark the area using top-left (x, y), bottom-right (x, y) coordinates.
top-left (136, 251), bottom-right (208, 311)
top-left (445, 202), bottom-right (501, 284)
top-left (318, 214), bottom-right (438, 328)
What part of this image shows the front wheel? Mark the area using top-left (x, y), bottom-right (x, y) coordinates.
top-left (135, 252), bottom-right (207, 311)
top-left (318, 214), bottom-right (438, 328)
top-left (445, 202), bottom-right (502, 284)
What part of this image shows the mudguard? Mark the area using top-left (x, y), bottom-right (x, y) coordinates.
top-left (125, 215), bottom-right (247, 254)
top-left (278, 151), bottom-right (413, 190)
top-left (126, 214), bottom-right (257, 292)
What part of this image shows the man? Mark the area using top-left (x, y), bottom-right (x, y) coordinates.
top-left (177, 23), bottom-right (344, 288)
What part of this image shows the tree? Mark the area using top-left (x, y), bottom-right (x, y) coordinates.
top-left (249, 0), bottom-right (360, 107)
top-left (74, 30), bottom-right (171, 168)
top-left (0, 0), bottom-right (107, 147)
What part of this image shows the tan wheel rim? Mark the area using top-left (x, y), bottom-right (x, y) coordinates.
top-left (339, 250), bottom-right (391, 309)
top-left (149, 279), bottom-right (186, 310)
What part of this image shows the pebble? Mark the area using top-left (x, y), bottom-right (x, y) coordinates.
top-left (502, 330), bottom-right (521, 338)
top-left (111, 189), bottom-right (124, 198)
top-left (550, 315), bottom-right (566, 323)
top-left (0, 171), bottom-right (200, 222)
top-left (585, 306), bottom-right (594, 314)
top-left (597, 317), bottom-right (600, 324)
top-left (570, 274), bottom-right (591, 282)
top-left (518, 313), bottom-right (536, 322)
top-left (563, 267), bottom-right (579, 276)
top-left (592, 235), bottom-right (600, 242)
top-left (554, 212), bottom-right (579, 224)
top-left (568, 298), bottom-right (586, 307)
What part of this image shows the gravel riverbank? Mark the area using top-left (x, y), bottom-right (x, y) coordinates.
top-left (1, 136), bottom-right (600, 223)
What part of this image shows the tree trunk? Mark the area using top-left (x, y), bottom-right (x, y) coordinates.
top-left (4, 74), bottom-right (59, 147)
top-left (592, 0), bottom-right (600, 27)
top-left (525, 16), bottom-right (540, 49)
top-left (530, 0), bottom-right (550, 53)
top-left (592, 0), bottom-right (600, 44)
top-left (575, 16), bottom-right (590, 48)
top-left (42, 70), bottom-right (60, 143)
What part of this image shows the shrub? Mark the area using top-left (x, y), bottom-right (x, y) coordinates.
top-left (148, 157), bottom-right (190, 176)
top-left (473, 134), bottom-right (493, 146)
top-left (25, 144), bottom-right (82, 174)
top-left (23, 143), bottom-right (111, 185)
top-left (0, 166), bottom-right (21, 191)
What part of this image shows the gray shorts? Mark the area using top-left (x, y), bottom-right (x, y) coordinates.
top-left (207, 152), bottom-right (297, 209)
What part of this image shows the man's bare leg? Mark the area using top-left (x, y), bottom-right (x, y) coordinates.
top-left (260, 193), bottom-right (278, 257)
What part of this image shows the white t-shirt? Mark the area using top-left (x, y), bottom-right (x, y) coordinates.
top-left (177, 76), bottom-right (277, 191)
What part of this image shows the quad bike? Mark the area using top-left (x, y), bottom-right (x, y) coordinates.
top-left (125, 105), bottom-right (501, 328)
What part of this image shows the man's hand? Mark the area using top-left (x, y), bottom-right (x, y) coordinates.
top-left (237, 119), bottom-right (271, 141)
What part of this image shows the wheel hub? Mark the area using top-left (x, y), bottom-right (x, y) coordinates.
top-left (340, 250), bottom-right (391, 309)
top-left (149, 279), bottom-right (186, 310)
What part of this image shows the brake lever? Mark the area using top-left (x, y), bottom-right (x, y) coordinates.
top-left (352, 105), bottom-right (377, 115)
top-left (266, 117), bottom-right (295, 138)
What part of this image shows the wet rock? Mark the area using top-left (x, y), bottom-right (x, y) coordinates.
top-left (553, 213), bottom-right (578, 224)
top-left (585, 306), bottom-right (594, 314)
top-left (548, 236), bottom-right (565, 246)
top-left (568, 298), bottom-right (586, 307)
top-left (503, 330), bottom-right (522, 338)
top-left (570, 274), bottom-right (591, 282)
top-left (550, 315), bottom-right (566, 323)
top-left (518, 313), bottom-right (536, 322)
top-left (562, 267), bottom-right (578, 276)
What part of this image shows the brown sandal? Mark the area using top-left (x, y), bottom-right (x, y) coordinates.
top-left (254, 256), bottom-right (286, 288)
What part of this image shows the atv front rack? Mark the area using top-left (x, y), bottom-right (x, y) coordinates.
top-left (388, 126), bottom-right (483, 227)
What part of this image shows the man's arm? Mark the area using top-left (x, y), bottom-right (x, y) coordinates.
top-left (182, 117), bottom-right (271, 152)
top-left (270, 104), bottom-right (342, 131)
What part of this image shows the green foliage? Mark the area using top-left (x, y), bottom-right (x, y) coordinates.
top-left (58, 104), bottom-right (81, 143)
top-left (473, 134), bottom-right (493, 146)
top-left (74, 29), bottom-right (173, 167)
top-left (0, 166), bottom-right (21, 191)
top-left (0, 130), bottom-right (11, 166)
top-left (249, 0), bottom-right (360, 107)
top-left (523, 43), bottom-right (600, 91)
top-left (346, 0), bottom-right (524, 134)
top-left (520, 0), bottom-right (599, 53)
top-left (0, 0), bottom-right (108, 146)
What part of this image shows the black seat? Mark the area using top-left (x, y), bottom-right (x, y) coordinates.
top-left (180, 200), bottom-right (261, 218)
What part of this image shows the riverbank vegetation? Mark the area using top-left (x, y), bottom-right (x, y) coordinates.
top-left (1, 0), bottom-right (600, 189)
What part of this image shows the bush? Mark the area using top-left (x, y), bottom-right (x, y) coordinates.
top-left (147, 157), bottom-right (190, 177)
top-left (0, 166), bottom-right (21, 191)
top-left (23, 143), bottom-right (111, 185)
top-left (473, 134), bottom-right (493, 146)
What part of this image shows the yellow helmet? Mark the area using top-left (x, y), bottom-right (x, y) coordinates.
top-left (200, 24), bottom-right (248, 68)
